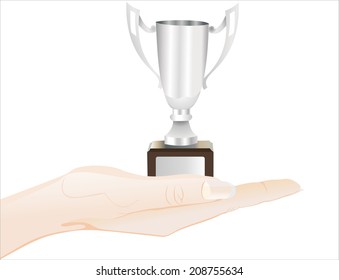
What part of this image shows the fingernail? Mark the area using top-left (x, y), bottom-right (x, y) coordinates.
top-left (202, 178), bottom-right (235, 200)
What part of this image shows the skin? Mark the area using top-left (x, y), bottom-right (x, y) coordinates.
top-left (0, 166), bottom-right (300, 258)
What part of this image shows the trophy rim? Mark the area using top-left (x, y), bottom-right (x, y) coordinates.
top-left (156, 20), bottom-right (208, 26)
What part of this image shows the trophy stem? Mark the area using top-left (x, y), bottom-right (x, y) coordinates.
top-left (165, 109), bottom-right (198, 146)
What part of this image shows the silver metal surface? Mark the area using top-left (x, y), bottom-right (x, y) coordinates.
top-left (170, 109), bottom-right (192, 121)
top-left (156, 20), bottom-right (208, 110)
top-left (156, 156), bottom-right (205, 176)
top-left (165, 121), bottom-right (198, 146)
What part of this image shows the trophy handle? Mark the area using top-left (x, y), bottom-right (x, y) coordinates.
top-left (203, 4), bottom-right (239, 89)
top-left (126, 3), bottom-right (161, 88)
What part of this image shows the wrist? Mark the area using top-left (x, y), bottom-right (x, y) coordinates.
top-left (0, 177), bottom-right (82, 258)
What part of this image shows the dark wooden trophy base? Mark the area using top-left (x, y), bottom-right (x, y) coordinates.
top-left (147, 141), bottom-right (213, 177)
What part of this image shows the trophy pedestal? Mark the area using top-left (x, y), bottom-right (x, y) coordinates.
top-left (147, 141), bottom-right (213, 177)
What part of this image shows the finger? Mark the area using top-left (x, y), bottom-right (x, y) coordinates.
top-left (85, 179), bottom-right (300, 236)
top-left (230, 179), bottom-right (300, 209)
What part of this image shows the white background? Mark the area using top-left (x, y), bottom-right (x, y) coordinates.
top-left (1, 0), bottom-right (338, 278)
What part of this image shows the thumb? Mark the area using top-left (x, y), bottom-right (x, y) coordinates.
top-left (61, 171), bottom-right (235, 211)
top-left (142, 176), bottom-right (235, 209)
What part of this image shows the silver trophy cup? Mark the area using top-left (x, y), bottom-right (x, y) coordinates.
top-left (127, 3), bottom-right (239, 147)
